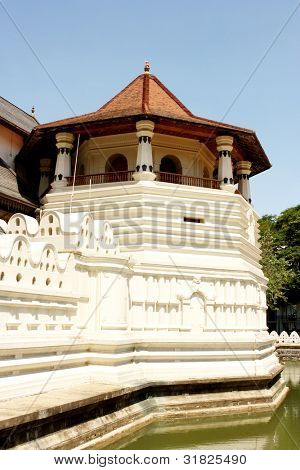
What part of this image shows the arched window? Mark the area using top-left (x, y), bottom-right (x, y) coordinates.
top-left (105, 154), bottom-right (128, 182)
top-left (160, 156), bottom-right (182, 174)
top-left (105, 154), bottom-right (128, 173)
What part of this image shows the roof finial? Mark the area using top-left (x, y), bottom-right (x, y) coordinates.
top-left (144, 61), bottom-right (150, 73)
top-left (31, 105), bottom-right (36, 118)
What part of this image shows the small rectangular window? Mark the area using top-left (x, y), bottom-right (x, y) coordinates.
top-left (183, 217), bottom-right (204, 224)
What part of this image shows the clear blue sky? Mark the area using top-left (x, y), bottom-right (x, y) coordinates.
top-left (1, 0), bottom-right (299, 215)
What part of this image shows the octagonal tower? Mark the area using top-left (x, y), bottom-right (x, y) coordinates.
top-left (0, 65), bottom-right (286, 448)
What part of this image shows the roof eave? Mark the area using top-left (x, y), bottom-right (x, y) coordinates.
top-left (23, 113), bottom-right (272, 176)
top-left (0, 116), bottom-right (31, 136)
top-left (0, 191), bottom-right (37, 210)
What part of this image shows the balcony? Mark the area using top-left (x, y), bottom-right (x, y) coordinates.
top-left (66, 171), bottom-right (220, 190)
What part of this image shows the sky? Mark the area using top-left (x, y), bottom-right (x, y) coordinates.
top-left (0, 0), bottom-right (299, 216)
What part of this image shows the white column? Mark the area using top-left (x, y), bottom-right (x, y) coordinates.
top-left (38, 158), bottom-right (52, 198)
top-left (236, 161), bottom-right (252, 203)
top-left (216, 135), bottom-right (235, 192)
top-left (133, 120), bottom-right (156, 182)
top-left (51, 132), bottom-right (74, 189)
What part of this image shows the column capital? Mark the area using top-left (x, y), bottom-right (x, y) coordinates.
top-left (55, 132), bottom-right (74, 150)
top-left (216, 135), bottom-right (233, 152)
top-left (136, 120), bottom-right (155, 138)
top-left (236, 161), bottom-right (252, 176)
top-left (39, 158), bottom-right (52, 172)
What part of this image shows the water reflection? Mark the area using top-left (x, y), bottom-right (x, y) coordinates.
top-left (108, 362), bottom-right (300, 450)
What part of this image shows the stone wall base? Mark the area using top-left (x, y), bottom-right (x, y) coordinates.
top-left (1, 368), bottom-right (287, 450)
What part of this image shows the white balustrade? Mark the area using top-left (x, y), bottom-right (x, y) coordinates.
top-left (270, 330), bottom-right (300, 345)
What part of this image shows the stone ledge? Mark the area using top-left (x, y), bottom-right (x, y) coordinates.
top-left (276, 345), bottom-right (300, 361)
top-left (0, 366), bottom-right (285, 449)
top-left (12, 378), bottom-right (288, 450)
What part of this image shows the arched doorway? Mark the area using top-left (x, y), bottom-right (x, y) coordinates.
top-left (105, 154), bottom-right (128, 182)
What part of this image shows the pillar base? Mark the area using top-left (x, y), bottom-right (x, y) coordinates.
top-left (220, 183), bottom-right (236, 193)
top-left (51, 179), bottom-right (68, 191)
top-left (132, 171), bottom-right (156, 182)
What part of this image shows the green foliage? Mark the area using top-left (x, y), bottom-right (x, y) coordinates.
top-left (259, 205), bottom-right (300, 309)
top-left (275, 205), bottom-right (300, 303)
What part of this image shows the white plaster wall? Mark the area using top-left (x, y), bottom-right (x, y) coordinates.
top-left (39, 181), bottom-right (269, 338)
top-left (0, 182), bottom-right (279, 399)
top-left (77, 134), bottom-right (137, 175)
top-left (75, 133), bottom-right (216, 178)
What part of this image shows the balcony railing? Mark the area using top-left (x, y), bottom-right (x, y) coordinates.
top-left (67, 170), bottom-right (135, 186)
top-left (67, 171), bottom-right (220, 190)
top-left (156, 172), bottom-right (220, 189)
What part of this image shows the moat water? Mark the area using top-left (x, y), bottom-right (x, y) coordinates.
top-left (108, 362), bottom-right (300, 450)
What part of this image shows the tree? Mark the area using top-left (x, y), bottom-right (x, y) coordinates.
top-left (274, 205), bottom-right (300, 304)
top-left (259, 214), bottom-right (294, 310)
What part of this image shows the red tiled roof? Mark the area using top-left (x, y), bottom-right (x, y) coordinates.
top-left (97, 73), bottom-right (194, 120)
top-left (35, 73), bottom-right (251, 133)
top-left (36, 73), bottom-right (196, 129)
top-left (28, 70), bottom-right (270, 176)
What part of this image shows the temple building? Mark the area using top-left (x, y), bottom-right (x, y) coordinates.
top-left (0, 64), bottom-right (288, 449)
top-left (0, 96), bottom-right (37, 220)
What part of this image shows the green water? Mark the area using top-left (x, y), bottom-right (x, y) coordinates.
top-left (110, 362), bottom-right (300, 450)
